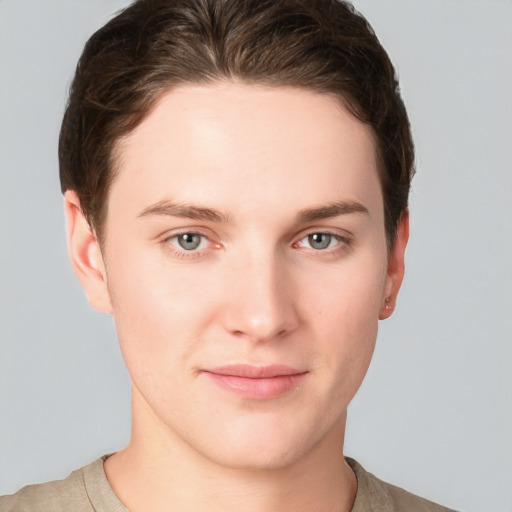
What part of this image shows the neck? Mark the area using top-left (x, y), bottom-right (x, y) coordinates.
top-left (104, 391), bottom-right (357, 512)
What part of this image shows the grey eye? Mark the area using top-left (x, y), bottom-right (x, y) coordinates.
top-left (307, 233), bottom-right (332, 250)
top-left (177, 233), bottom-right (202, 250)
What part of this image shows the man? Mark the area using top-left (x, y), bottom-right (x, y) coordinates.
top-left (1, 1), bottom-right (457, 510)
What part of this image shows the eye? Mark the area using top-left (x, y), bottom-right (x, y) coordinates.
top-left (299, 232), bottom-right (341, 251)
top-left (293, 230), bottom-right (353, 256)
top-left (169, 232), bottom-right (208, 251)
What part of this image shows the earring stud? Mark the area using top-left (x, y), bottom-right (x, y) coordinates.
top-left (384, 297), bottom-right (393, 310)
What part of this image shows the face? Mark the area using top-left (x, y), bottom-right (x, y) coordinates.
top-left (67, 83), bottom-right (406, 470)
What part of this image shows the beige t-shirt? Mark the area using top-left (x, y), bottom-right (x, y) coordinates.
top-left (0, 456), bottom-right (456, 512)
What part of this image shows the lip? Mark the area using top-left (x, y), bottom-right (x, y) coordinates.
top-left (203, 365), bottom-right (308, 400)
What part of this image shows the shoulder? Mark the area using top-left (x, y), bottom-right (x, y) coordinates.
top-left (0, 458), bottom-right (105, 512)
top-left (347, 458), bottom-right (459, 512)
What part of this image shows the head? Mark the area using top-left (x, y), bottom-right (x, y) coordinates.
top-left (59, 0), bottom-right (414, 250)
top-left (61, 0), bottom-right (413, 470)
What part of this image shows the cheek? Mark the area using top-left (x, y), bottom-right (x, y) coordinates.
top-left (305, 250), bottom-right (387, 331)
top-left (303, 251), bottom-right (387, 385)
top-left (104, 249), bottom-right (212, 376)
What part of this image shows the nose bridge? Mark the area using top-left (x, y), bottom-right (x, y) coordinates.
top-left (222, 243), bottom-right (297, 341)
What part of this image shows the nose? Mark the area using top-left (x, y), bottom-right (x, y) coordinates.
top-left (220, 249), bottom-right (299, 343)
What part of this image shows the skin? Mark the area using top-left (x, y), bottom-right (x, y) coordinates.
top-left (65, 83), bottom-right (408, 512)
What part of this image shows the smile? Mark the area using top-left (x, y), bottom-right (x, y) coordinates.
top-left (203, 365), bottom-right (308, 400)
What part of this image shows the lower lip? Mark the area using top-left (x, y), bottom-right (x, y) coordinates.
top-left (204, 372), bottom-right (307, 400)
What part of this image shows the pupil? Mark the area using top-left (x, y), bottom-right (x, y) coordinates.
top-left (178, 233), bottom-right (201, 250)
top-left (309, 233), bottom-right (331, 250)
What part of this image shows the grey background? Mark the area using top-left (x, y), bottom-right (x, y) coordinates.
top-left (1, 1), bottom-right (511, 511)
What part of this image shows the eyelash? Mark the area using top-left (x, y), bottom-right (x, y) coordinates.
top-left (162, 230), bottom-right (352, 259)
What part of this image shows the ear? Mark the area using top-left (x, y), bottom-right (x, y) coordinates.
top-left (64, 191), bottom-right (112, 314)
top-left (379, 211), bottom-right (409, 320)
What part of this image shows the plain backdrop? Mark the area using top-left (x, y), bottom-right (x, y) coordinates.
top-left (1, 1), bottom-right (511, 511)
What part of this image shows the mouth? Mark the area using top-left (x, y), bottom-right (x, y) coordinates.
top-left (202, 364), bottom-right (308, 400)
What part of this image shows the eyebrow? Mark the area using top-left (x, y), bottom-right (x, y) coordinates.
top-left (138, 199), bottom-right (368, 224)
top-left (297, 200), bottom-right (369, 222)
top-left (138, 200), bottom-right (231, 223)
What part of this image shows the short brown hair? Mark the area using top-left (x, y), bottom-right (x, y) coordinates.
top-left (59, 0), bottom-right (414, 247)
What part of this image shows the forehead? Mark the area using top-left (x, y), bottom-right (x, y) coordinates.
top-left (110, 82), bottom-right (382, 222)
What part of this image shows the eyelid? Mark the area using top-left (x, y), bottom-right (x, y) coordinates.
top-left (159, 225), bottom-right (215, 243)
top-left (294, 225), bottom-right (354, 241)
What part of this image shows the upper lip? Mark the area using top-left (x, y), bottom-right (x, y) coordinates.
top-left (205, 364), bottom-right (306, 378)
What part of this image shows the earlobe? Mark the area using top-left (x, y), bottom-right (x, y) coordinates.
top-left (379, 211), bottom-right (409, 320)
top-left (64, 191), bottom-right (112, 314)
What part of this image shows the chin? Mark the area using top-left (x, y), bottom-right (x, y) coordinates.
top-left (208, 440), bottom-right (308, 471)
top-left (192, 414), bottom-right (327, 471)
